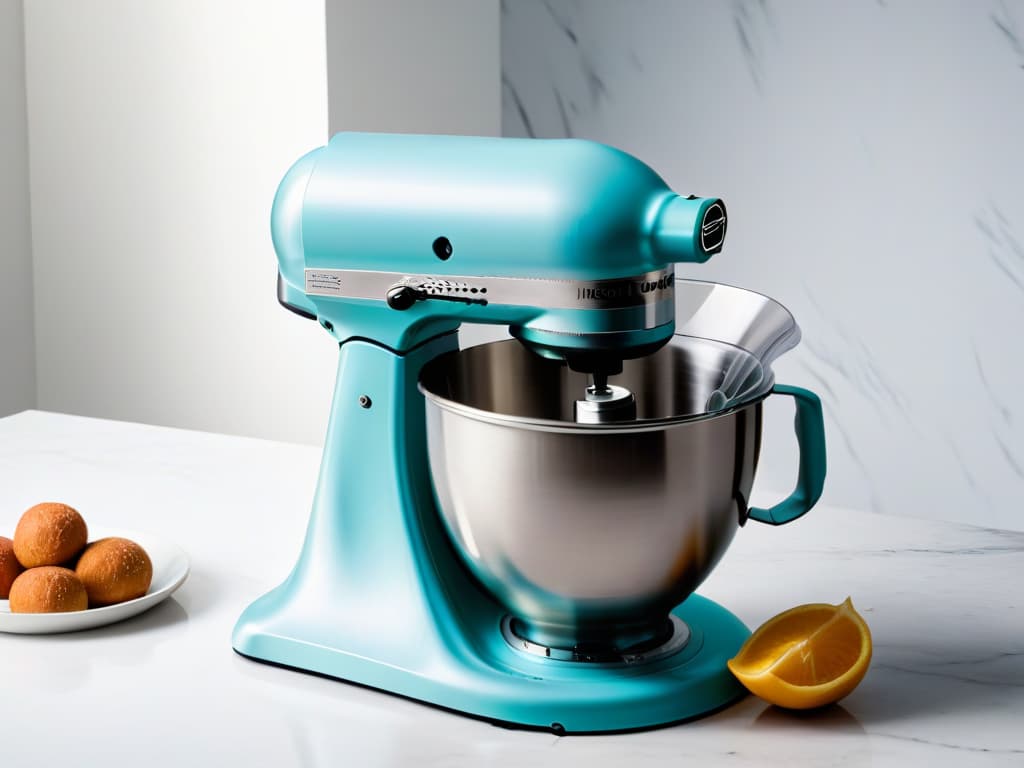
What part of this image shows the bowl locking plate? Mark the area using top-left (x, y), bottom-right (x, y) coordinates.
top-left (500, 614), bottom-right (691, 666)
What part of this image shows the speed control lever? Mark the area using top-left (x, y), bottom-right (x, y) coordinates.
top-left (385, 282), bottom-right (489, 311)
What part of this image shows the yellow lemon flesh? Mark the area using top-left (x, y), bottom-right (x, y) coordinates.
top-left (727, 598), bottom-right (872, 710)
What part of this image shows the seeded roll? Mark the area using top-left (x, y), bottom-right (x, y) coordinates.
top-left (9, 566), bottom-right (88, 613)
top-left (0, 536), bottom-right (24, 599)
top-left (76, 537), bottom-right (153, 606)
top-left (13, 502), bottom-right (88, 568)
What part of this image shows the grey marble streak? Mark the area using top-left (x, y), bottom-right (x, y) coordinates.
top-left (500, 0), bottom-right (635, 139)
top-left (501, 0), bottom-right (1024, 531)
top-left (992, 0), bottom-right (1024, 68)
top-left (871, 732), bottom-right (1024, 757)
top-left (540, 0), bottom-right (577, 45)
top-left (552, 87), bottom-right (573, 137)
top-left (798, 283), bottom-right (916, 512)
top-left (993, 432), bottom-right (1024, 478)
top-left (972, 342), bottom-right (1012, 424)
top-left (977, 208), bottom-right (1024, 291)
top-left (963, 215), bottom-right (1023, 484)
top-left (732, 0), bottom-right (774, 89)
top-left (800, 285), bottom-right (910, 413)
top-left (501, 74), bottom-right (535, 138)
top-left (628, 49), bottom-right (644, 72)
top-left (872, 661), bottom-right (1022, 689)
top-left (816, 402), bottom-right (885, 514)
top-left (578, 49), bottom-right (608, 107)
top-left (797, 359), bottom-right (838, 400)
top-left (945, 435), bottom-right (988, 507)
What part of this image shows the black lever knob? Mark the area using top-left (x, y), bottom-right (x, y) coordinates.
top-left (386, 284), bottom-right (421, 311)
top-left (386, 282), bottom-right (488, 311)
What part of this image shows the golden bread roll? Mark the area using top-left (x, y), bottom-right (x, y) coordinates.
top-left (76, 537), bottom-right (153, 606)
top-left (0, 536), bottom-right (25, 599)
top-left (13, 502), bottom-right (88, 567)
top-left (9, 566), bottom-right (88, 613)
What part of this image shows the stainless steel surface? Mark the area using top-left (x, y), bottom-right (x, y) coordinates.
top-left (500, 614), bottom-right (691, 665)
top-left (420, 336), bottom-right (769, 431)
top-left (303, 266), bottom-right (674, 321)
top-left (421, 336), bottom-right (765, 651)
top-left (419, 281), bottom-right (801, 651)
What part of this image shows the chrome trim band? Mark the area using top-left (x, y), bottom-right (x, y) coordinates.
top-left (303, 267), bottom-right (675, 311)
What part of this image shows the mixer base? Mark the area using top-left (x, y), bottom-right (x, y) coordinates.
top-left (234, 593), bottom-right (749, 734)
top-left (232, 337), bottom-right (750, 733)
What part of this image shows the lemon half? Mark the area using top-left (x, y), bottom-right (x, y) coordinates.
top-left (728, 598), bottom-right (872, 710)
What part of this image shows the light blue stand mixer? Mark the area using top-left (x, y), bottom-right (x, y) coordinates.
top-left (233, 132), bottom-right (827, 733)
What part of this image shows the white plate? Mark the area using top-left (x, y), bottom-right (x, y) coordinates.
top-left (0, 528), bottom-right (189, 634)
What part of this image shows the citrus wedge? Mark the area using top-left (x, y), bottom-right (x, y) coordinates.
top-left (728, 597), bottom-right (872, 709)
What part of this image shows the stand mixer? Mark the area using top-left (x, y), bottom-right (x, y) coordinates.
top-left (233, 132), bottom-right (827, 733)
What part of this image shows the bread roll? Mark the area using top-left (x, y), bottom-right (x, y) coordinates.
top-left (13, 502), bottom-right (88, 568)
top-left (0, 536), bottom-right (24, 599)
top-left (9, 566), bottom-right (88, 613)
top-left (76, 537), bottom-right (153, 606)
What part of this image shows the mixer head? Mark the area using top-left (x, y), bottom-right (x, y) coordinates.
top-left (271, 132), bottom-right (728, 383)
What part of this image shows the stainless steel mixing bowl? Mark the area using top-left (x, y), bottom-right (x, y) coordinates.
top-left (419, 336), bottom-right (769, 654)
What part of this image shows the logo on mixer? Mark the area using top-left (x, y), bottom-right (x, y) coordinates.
top-left (639, 273), bottom-right (674, 293)
top-left (577, 273), bottom-right (674, 306)
top-left (700, 203), bottom-right (727, 253)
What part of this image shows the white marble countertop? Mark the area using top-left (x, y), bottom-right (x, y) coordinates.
top-left (0, 410), bottom-right (1021, 766)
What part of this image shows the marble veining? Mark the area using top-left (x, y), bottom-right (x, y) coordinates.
top-left (552, 86), bottom-right (573, 137)
top-left (501, 0), bottom-right (1024, 531)
top-left (870, 732), bottom-right (1024, 757)
top-left (977, 206), bottom-right (1024, 292)
top-left (799, 285), bottom-right (909, 413)
top-left (541, 0), bottom-right (577, 45)
top-left (971, 343), bottom-right (1013, 424)
top-left (501, 74), bottom-right (535, 138)
top-left (731, 0), bottom-right (774, 89)
top-left (992, 0), bottom-right (1024, 68)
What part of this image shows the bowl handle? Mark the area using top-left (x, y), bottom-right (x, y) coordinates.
top-left (747, 384), bottom-right (827, 526)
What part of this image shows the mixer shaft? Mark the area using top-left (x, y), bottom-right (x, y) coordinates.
top-left (574, 372), bottom-right (637, 424)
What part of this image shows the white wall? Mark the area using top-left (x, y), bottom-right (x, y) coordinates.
top-left (502, 0), bottom-right (1024, 530)
top-left (0, 0), bottom-right (36, 418)
top-left (23, 0), bottom-right (333, 445)
top-left (21, 0), bottom-right (501, 446)
top-left (326, 0), bottom-right (500, 137)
